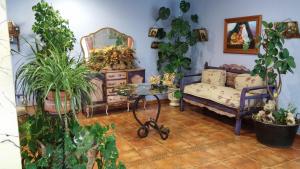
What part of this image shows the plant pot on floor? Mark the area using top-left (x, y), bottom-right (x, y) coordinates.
top-left (168, 88), bottom-right (179, 107)
top-left (254, 120), bottom-right (299, 148)
top-left (44, 91), bottom-right (71, 115)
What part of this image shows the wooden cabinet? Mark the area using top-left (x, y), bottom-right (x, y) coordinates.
top-left (85, 68), bottom-right (145, 117)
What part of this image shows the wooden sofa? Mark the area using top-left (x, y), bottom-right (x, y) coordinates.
top-left (180, 62), bottom-right (272, 135)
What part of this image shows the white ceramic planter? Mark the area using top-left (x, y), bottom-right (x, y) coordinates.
top-left (168, 88), bottom-right (180, 107)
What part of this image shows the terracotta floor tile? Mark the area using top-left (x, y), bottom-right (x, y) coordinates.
top-left (78, 104), bottom-right (300, 168)
top-left (138, 145), bottom-right (169, 159)
top-left (268, 147), bottom-right (300, 160)
top-left (198, 162), bottom-right (231, 169)
top-left (204, 143), bottom-right (239, 160)
top-left (154, 156), bottom-right (190, 169)
top-left (222, 156), bottom-right (263, 169)
top-left (247, 149), bottom-right (288, 167)
top-left (119, 149), bottom-right (142, 163)
top-left (125, 161), bottom-right (158, 169)
top-left (177, 150), bottom-right (219, 167)
top-left (128, 137), bottom-right (161, 150)
top-left (272, 158), bottom-right (300, 169)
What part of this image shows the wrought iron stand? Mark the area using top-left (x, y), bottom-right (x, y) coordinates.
top-left (132, 95), bottom-right (170, 140)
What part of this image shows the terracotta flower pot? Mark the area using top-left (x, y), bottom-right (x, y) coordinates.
top-left (44, 91), bottom-right (71, 115)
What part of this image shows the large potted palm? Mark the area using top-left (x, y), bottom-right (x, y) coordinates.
top-left (251, 21), bottom-right (299, 147)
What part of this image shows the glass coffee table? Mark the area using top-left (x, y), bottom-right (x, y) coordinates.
top-left (115, 83), bottom-right (171, 140)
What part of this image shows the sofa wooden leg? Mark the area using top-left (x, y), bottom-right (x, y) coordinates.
top-left (180, 98), bottom-right (184, 112)
top-left (235, 118), bottom-right (242, 135)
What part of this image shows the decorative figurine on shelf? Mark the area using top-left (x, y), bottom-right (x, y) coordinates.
top-left (8, 21), bottom-right (20, 51)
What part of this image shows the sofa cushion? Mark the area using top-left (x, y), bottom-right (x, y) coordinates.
top-left (184, 83), bottom-right (255, 109)
top-left (235, 74), bottom-right (266, 94)
top-left (226, 72), bottom-right (238, 88)
top-left (201, 69), bottom-right (226, 86)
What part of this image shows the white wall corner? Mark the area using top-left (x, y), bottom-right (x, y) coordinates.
top-left (0, 0), bottom-right (22, 168)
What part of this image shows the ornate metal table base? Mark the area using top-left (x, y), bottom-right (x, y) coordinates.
top-left (133, 95), bottom-right (170, 140)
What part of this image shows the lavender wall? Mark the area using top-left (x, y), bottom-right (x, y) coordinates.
top-left (190, 0), bottom-right (300, 132)
top-left (7, 0), bottom-right (299, 132)
top-left (7, 0), bottom-right (176, 83)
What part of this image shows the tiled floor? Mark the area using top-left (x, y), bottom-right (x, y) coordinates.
top-left (79, 104), bottom-right (300, 169)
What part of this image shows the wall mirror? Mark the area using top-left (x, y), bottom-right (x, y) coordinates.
top-left (81, 27), bottom-right (134, 60)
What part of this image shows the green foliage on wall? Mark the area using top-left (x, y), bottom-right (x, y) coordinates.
top-left (155, 0), bottom-right (199, 79)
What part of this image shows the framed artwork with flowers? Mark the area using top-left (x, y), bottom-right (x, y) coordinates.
top-left (223, 15), bottom-right (262, 55)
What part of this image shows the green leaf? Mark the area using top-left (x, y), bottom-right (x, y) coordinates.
top-left (287, 57), bottom-right (296, 68)
top-left (174, 90), bottom-right (183, 99)
top-left (268, 22), bottom-right (274, 28)
top-left (158, 7), bottom-right (170, 20)
top-left (191, 14), bottom-right (198, 23)
top-left (283, 48), bottom-right (289, 58)
top-left (265, 56), bottom-right (273, 66)
top-left (157, 28), bottom-right (166, 39)
top-left (262, 21), bottom-right (269, 28)
top-left (180, 1), bottom-right (190, 13)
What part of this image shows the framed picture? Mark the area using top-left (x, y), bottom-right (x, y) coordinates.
top-left (224, 15), bottom-right (262, 54)
top-left (151, 41), bottom-right (161, 49)
top-left (148, 27), bottom-right (159, 37)
top-left (194, 28), bottom-right (208, 42)
top-left (281, 21), bottom-right (300, 39)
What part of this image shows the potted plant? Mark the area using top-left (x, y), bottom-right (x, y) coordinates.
top-left (151, 1), bottom-right (199, 105)
top-left (17, 1), bottom-right (126, 168)
top-left (17, 46), bottom-right (93, 116)
top-left (19, 112), bottom-right (125, 169)
top-left (149, 73), bottom-right (181, 106)
top-left (251, 21), bottom-right (299, 147)
top-left (156, 1), bottom-right (198, 78)
top-left (88, 45), bottom-right (136, 71)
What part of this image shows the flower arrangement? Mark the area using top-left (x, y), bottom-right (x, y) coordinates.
top-left (254, 100), bottom-right (298, 125)
top-left (149, 73), bottom-right (176, 88)
top-left (87, 45), bottom-right (136, 71)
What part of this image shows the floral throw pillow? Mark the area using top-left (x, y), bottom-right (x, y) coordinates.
top-left (235, 74), bottom-right (266, 94)
top-left (201, 69), bottom-right (226, 86)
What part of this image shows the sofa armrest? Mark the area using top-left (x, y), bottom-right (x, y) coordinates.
top-left (239, 85), bottom-right (275, 111)
top-left (180, 73), bottom-right (202, 92)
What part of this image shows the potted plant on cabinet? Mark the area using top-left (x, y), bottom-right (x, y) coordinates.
top-left (153, 1), bottom-right (199, 105)
top-left (251, 21), bottom-right (299, 147)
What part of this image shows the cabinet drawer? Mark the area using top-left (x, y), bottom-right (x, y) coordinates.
top-left (106, 88), bottom-right (117, 96)
top-left (106, 79), bottom-right (127, 88)
top-left (107, 96), bottom-right (127, 103)
top-left (106, 72), bottom-right (127, 80)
